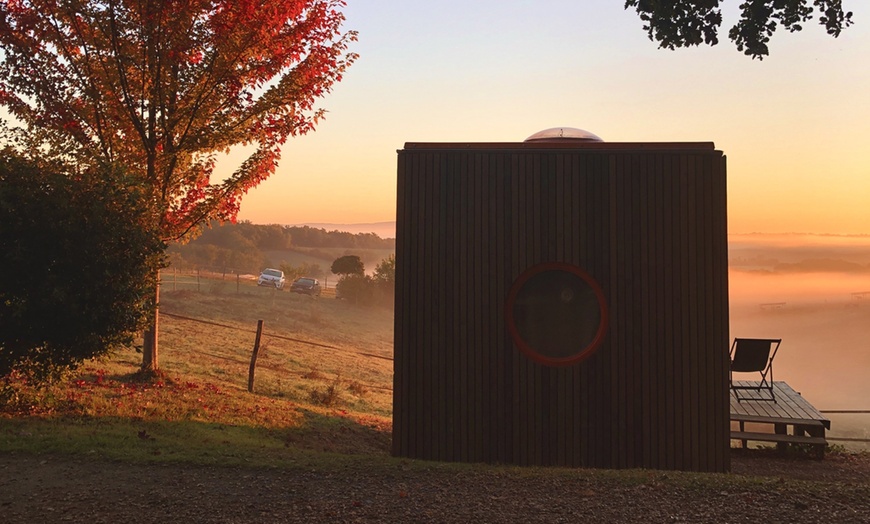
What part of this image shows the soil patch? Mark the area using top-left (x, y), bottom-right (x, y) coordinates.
top-left (2, 450), bottom-right (868, 523)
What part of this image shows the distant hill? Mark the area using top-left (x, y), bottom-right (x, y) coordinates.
top-left (168, 221), bottom-right (394, 275)
top-left (293, 222), bottom-right (395, 239)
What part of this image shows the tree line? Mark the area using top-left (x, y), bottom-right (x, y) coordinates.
top-left (288, 225), bottom-right (394, 249)
top-left (167, 221), bottom-right (394, 275)
top-left (193, 222), bottom-right (394, 251)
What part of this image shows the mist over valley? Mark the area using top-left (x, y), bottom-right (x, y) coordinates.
top-left (728, 234), bottom-right (870, 445)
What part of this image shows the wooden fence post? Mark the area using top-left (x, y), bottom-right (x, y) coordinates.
top-left (247, 320), bottom-right (264, 393)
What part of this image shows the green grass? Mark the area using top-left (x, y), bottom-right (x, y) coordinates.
top-left (0, 279), bottom-right (393, 466)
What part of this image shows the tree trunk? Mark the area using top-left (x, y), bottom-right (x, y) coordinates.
top-left (141, 277), bottom-right (160, 372)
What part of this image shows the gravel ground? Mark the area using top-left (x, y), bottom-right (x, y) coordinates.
top-left (1, 450), bottom-right (868, 523)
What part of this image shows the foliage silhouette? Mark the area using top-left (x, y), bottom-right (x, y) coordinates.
top-left (0, 152), bottom-right (164, 381)
top-left (331, 255), bottom-right (365, 277)
top-left (625, 0), bottom-right (853, 59)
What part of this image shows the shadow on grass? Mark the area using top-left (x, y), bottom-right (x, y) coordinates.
top-left (283, 409), bottom-right (391, 456)
top-left (0, 407), bottom-right (391, 468)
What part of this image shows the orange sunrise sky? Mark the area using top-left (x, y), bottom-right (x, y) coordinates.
top-left (227, 1), bottom-right (870, 236)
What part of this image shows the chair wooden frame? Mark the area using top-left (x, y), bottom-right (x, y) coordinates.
top-left (730, 338), bottom-right (782, 402)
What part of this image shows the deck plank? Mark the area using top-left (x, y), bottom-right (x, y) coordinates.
top-left (730, 431), bottom-right (827, 446)
top-left (730, 381), bottom-right (831, 452)
top-left (731, 381), bottom-right (830, 429)
top-left (731, 413), bottom-right (826, 427)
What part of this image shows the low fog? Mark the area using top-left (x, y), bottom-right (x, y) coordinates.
top-left (728, 234), bottom-right (870, 443)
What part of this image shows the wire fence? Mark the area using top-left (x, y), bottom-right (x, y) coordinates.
top-left (819, 410), bottom-right (870, 444)
top-left (160, 310), bottom-right (393, 394)
top-left (159, 267), bottom-right (338, 294)
top-left (159, 268), bottom-right (249, 293)
top-left (161, 312), bottom-right (391, 362)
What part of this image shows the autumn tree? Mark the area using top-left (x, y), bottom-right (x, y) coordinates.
top-left (625, 0), bottom-right (853, 59)
top-left (0, 0), bottom-right (357, 372)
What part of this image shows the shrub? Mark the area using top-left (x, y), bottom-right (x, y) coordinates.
top-left (0, 153), bottom-right (165, 382)
top-left (334, 254), bottom-right (395, 307)
top-left (308, 380), bottom-right (342, 407)
top-left (347, 380), bottom-right (368, 397)
top-left (335, 274), bottom-right (372, 304)
top-left (302, 369), bottom-right (326, 380)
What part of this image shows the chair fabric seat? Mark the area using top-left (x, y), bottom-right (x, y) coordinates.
top-left (730, 338), bottom-right (781, 402)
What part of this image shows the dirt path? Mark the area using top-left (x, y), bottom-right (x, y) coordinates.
top-left (2, 450), bottom-right (868, 523)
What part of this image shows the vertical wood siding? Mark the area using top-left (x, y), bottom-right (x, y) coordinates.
top-left (393, 145), bottom-right (729, 472)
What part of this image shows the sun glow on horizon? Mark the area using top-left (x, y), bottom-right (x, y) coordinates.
top-left (228, 1), bottom-right (870, 236)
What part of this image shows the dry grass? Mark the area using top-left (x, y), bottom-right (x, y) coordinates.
top-left (157, 282), bottom-right (393, 412)
top-left (0, 278), bottom-right (394, 465)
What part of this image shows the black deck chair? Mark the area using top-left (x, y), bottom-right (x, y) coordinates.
top-left (730, 338), bottom-right (782, 402)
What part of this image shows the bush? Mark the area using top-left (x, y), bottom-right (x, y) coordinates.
top-left (372, 254), bottom-right (395, 306)
top-left (0, 153), bottom-right (165, 381)
top-left (335, 274), bottom-right (372, 304)
top-left (0, 365), bottom-right (71, 415)
top-left (334, 255), bottom-right (395, 307)
top-left (347, 380), bottom-right (368, 397)
top-left (308, 380), bottom-right (342, 407)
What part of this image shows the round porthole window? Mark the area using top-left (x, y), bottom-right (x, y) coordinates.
top-left (505, 262), bottom-right (608, 367)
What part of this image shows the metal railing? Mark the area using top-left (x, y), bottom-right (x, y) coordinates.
top-left (820, 410), bottom-right (870, 444)
top-left (159, 267), bottom-right (250, 292)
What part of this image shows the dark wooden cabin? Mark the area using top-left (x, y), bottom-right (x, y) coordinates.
top-left (392, 134), bottom-right (730, 472)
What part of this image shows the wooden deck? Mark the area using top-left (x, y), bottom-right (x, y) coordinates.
top-left (730, 381), bottom-right (831, 457)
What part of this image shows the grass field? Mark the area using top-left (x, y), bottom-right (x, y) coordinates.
top-left (0, 278), bottom-right (394, 467)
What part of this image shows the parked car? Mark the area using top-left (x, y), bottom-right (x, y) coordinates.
top-left (257, 268), bottom-right (285, 289)
top-left (290, 277), bottom-right (322, 296)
